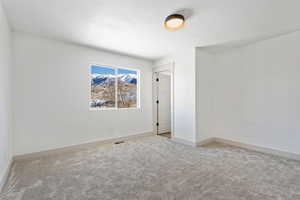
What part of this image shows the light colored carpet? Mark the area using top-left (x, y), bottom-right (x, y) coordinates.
top-left (1, 136), bottom-right (300, 200)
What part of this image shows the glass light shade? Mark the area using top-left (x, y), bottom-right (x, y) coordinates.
top-left (164, 14), bottom-right (185, 31)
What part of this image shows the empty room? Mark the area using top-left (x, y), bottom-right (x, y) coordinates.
top-left (1, 0), bottom-right (300, 199)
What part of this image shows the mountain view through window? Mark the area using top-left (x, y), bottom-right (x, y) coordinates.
top-left (90, 65), bottom-right (138, 109)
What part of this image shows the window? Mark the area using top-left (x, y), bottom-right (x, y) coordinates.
top-left (90, 65), bottom-right (139, 109)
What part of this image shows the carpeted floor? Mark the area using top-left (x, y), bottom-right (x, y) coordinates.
top-left (1, 136), bottom-right (300, 200)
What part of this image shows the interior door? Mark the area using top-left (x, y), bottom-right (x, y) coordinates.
top-left (157, 73), bottom-right (171, 134)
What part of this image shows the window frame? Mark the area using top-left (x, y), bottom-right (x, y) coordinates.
top-left (89, 63), bottom-right (141, 111)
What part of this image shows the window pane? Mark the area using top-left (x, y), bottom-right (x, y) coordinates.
top-left (117, 68), bottom-right (138, 108)
top-left (90, 65), bottom-right (116, 108)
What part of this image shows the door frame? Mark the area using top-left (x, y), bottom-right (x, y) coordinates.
top-left (153, 62), bottom-right (175, 138)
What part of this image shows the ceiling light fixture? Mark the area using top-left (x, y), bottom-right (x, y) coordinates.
top-left (164, 14), bottom-right (185, 31)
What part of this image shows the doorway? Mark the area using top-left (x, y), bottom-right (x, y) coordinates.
top-left (154, 70), bottom-right (172, 139)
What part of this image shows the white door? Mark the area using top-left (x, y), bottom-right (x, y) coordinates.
top-left (157, 73), bottom-right (171, 134)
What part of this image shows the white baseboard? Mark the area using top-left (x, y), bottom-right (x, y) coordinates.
top-left (14, 131), bottom-right (155, 161)
top-left (0, 159), bottom-right (13, 193)
top-left (197, 137), bottom-right (300, 161)
top-left (171, 137), bottom-right (197, 147)
top-left (215, 138), bottom-right (300, 161)
top-left (196, 137), bottom-right (217, 146)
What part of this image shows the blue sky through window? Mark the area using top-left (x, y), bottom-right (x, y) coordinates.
top-left (91, 65), bottom-right (137, 75)
top-left (118, 68), bottom-right (137, 75)
top-left (91, 65), bottom-right (114, 75)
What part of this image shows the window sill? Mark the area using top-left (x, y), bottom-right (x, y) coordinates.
top-left (89, 107), bottom-right (141, 111)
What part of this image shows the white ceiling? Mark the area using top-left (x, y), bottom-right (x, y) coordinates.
top-left (3, 0), bottom-right (300, 60)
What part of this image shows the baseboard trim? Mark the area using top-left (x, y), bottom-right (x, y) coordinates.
top-left (0, 159), bottom-right (13, 193)
top-left (215, 138), bottom-right (300, 161)
top-left (197, 137), bottom-right (300, 162)
top-left (171, 137), bottom-right (196, 147)
top-left (14, 131), bottom-right (155, 161)
top-left (196, 137), bottom-right (217, 146)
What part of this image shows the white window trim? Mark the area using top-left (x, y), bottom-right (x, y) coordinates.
top-left (89, 63), bottom-right (141, 111)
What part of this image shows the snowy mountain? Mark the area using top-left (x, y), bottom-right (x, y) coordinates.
top-left (119, 74), bottom-right (137, 84)
top-left (91, 74), bottom-right (114, 86)
top-left (91, 74), bottom-right (137, 86)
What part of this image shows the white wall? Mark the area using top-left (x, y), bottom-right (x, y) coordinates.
top-left (13, 32), bottom-right (153, 155)
top-left (155, 50), bottom-right (197, 144)
top-left (197, 31), bottom-right (300, 154)
top-left (0, 1), bottom-right (12, 189)
top-left (195, 50), bottom-right (216, 142)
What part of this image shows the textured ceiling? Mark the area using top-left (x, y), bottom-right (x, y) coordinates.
top-left (3, 0), bottom-right (300, 60)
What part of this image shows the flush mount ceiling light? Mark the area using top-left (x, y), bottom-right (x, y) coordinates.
top-left (164, 14), bottom-right (185, 31)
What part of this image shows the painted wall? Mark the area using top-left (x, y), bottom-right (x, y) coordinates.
top-left (195, 50), bottom-right (216, 142)
top-left (197, 31), bottom-right (300, 154)
top-left (155, 50), bottom-right (197, 144)
top-left (0, 1), bottom-right (12, 189)
top-left (13, 32), bottom-right (153, 155)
